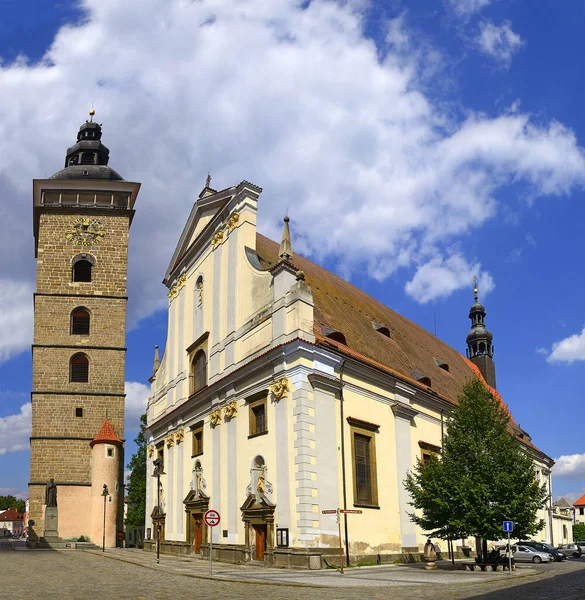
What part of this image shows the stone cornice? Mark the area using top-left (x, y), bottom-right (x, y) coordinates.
top-left (308, 372), bottom-right (342, 394)
top-left (391, 403), bottom-right (419, 421)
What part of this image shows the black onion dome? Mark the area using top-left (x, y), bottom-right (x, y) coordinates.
top-left (50, 165), bottom-right (124, 181)
top-left (49, 111), bottom-right (124, 181)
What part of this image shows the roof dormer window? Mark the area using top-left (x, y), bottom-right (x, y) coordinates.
top-left (321, 326), bottom-right (347, 345)
top-left (434, 358), bottom-right (450, 372)
top-left (372, 322), bottom-right (391, 338)
top-left (411, 369), bottom-right (431, 387)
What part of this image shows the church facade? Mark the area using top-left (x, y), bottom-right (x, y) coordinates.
top-left (144, 179), bottom-right (554, 567)
top-left (28, 112), bottom-right (139, 546)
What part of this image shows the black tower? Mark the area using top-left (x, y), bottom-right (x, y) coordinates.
top-left (465, 278), bottom-right (496, 388)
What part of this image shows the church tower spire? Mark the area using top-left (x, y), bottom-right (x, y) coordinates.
top-left (465, 277), bottom-right (496, 388)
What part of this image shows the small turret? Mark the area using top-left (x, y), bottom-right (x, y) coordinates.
top-left (89, 419), bottom-right (123, 547)
top-left (279, 216), bottom-right (293, 262)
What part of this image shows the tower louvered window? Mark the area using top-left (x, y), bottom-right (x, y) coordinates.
top-left (71, 308), bottom-right (90, 335)
top-left (70, 353), bottom-right (89, 383)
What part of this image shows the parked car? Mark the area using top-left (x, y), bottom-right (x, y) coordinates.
top-left (574, 540), bottom-right (585, 551)
top-left (557, 544), bottom-right (582, 558)
top-left (520, 541), bottom-right (565, 562)
top-left (497, 544), bottom-right (552, 563)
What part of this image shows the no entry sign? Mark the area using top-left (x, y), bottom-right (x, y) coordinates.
top-left (204, 509), bottom-right (221, 527)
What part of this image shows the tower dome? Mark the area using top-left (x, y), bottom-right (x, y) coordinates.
top-left (49, 108), bottom-right (124, 181)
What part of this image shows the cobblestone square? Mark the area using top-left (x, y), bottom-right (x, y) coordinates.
top-left (2, 544), bottom-right (585, 600)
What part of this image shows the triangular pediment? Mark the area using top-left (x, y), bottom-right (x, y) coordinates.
top-left (164, 180), bottom-right (262, 284)
top-left (183, 489), bottom-right (209, 504)
top-left (240, 493), bottom-right (275, 511)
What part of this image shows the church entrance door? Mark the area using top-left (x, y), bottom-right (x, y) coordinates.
top-left (254, 524), bottom-right (267, 560)
top-left (193, 514), bottom-right (203, 553)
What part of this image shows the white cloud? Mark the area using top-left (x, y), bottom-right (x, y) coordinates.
top-left (405, 253), bottom-right (494, 304)
top-left (553, 453), bottom-right (585, 479)
top-left (0, 0), bottom-right (583, 356)
top-left (0, 280), bottom-right (34, 363)
top-left (449, 0), bottom-right (492, 16)
top-left (477, 20), bottom-right (523, 64)
top-left (0, 403), bottom-right (31, 455)
top-left (125, 381), bottom-right (149, 433)
top-left (547, 327), bottom-right (585, 364)
top-left (535, 347), bottom-right (548, 355)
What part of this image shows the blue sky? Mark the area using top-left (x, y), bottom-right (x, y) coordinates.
top-left (1, 0), bottom-right (585, 502)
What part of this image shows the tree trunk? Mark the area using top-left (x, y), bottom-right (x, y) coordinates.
top-left (482, 538), bottom-right (488, 563)
top-left (475, 537), bottom-right (483, 562)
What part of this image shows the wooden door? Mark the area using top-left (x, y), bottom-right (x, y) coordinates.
top-left (254, 524), bottom-right (267, 560)
top-left (193, 514), bottom-right (203, 553)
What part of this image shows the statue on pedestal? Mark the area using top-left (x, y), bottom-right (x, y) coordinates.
top-left (45, 478), bottom-right (57, 507)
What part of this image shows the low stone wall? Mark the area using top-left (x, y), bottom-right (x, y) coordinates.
top-left (142, 542), bottom-right (474, 569)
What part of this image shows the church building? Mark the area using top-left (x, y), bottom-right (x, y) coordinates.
top-left (144, 179), bottom-right (554, 567)
top-left (28, 111), bottom-right (139, 546)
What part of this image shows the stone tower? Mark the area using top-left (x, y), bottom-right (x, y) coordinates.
top-left (29, 110), bottom-right (140, 543)
top-left (465, 278), bottom-right (497, 388)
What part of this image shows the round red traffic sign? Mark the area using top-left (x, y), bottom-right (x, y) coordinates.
top-left (204, 509), bottom-right (221, 527)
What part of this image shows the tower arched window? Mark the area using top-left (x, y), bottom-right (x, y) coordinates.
top-left (71, 307), bottom-right (90, 335)
top-left (72, 254), bottom-right (95, 282)
top-left (191, 350), bottom-right (207, 394)
top-left (70, 353), bottom-right (89, 383)
top-left (80, 152), bottom-right (95, 165)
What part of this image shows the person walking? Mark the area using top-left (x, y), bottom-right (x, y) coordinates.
top-left (504, 544), bottom-right (516, 571)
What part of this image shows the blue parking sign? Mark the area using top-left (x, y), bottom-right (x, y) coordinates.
top-left (503, 520), bottom-right (513, 532)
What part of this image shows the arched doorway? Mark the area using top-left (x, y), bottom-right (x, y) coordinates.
top-left (183, 461), bottom-right (209, 554)
top-left (241, 456), bottom-right (275, 563)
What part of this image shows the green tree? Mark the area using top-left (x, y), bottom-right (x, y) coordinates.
top-left (125, 413), bottom-right (147, 529)
top-left (573, 523), bottom-right (585, 541)
top-left (0, 495), bottom-right (25, 513)
top-left (405, 378), bottom-right (548, 561)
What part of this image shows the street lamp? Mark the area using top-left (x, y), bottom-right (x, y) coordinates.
top-left (152, 458), bottom-right (165, 564)
top-left (101, 484), bottom-right (109, 552)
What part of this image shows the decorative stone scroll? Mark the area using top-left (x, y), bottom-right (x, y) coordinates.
top-left (165, 434), bottom-right (175, 448)
top-left (269, 377), bottom-right (290, 400)
top-left (168, 286), bottom-right (178, 301)
top-left (211, 230), bottom-right (224, 249)
top-left (209, 407), bottom-right (222, 427)
top-left (177, 273), bottom-right (187, 290)
top-left (224, 399), bottom-right (238, 420)
top-left (175, 429), bottom-right (185, 444)
top-left (226, 212), bottom-right (240, 232)
top-left (148, 445), bottom-right (155, 457)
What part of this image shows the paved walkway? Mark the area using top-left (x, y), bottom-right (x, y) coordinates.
top-left (84, 548), bottom-right (533, 587)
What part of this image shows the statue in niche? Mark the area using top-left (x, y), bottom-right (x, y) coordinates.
top-left (45, 478), bottom-right (57, 507)
top-left (257, 466), bottom-right (266, 495)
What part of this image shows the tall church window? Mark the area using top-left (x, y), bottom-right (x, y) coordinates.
top-left (191, 350), bottom-right (207, 394)
top-left (71, 307), bottom-right (90, 335)
top-left (72, 255), bottom-right (94, 282)
top-left (248, 397), bottom-right (267, 437)
top-left (349, 422), bottom-right (379, 508)
top-left (70, 353), bottom-right (89, 383)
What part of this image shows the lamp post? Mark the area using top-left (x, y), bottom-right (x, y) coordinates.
top-left (101, 484), bottom-right (109, 552)
top-left (152, 458), bottom-right (165, 564)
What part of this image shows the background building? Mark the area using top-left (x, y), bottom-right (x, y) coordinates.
top-left (144, 179), bottom-right (554, 567)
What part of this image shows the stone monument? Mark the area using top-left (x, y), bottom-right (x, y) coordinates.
top-left (43, 478), bottom-right (60, 541)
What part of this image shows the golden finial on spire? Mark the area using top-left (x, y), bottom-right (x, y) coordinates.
top-left (89, 104), bottom-right (95, 122)
top-left (473, 275), bottom-right (478, 295)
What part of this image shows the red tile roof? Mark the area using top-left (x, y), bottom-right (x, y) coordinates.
top-left (574, 493), bottom-right (585, 507)
top-left (0, 509), bottom-right (23, 522)
top-left (90, 418), bottom-right (122, 447)
top-left (255, 233), bottom-right (548, 460)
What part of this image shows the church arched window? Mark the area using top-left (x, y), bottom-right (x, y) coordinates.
top-left (191, 350), bottom-right (207, 394)
top-left (71, 307), bottom-right (90, 335)
top-left (70, 353), bottom-right (89, 383)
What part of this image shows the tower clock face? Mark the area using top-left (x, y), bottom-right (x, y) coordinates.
top-left (66, 217), bottom-right (105, 246)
